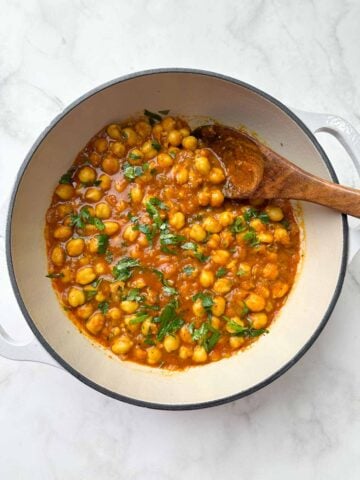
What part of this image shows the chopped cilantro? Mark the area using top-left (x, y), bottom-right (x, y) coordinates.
top-left (59, 168), bottom-right (75, 184)
top-left (123, 162), bottom-right (149, 181)
top-left (158, 109), bottom-right (170, 115)
top-left (243, 230), bottom-right (259, 247)
top-left (225, 319), bottom-right (267, 337)
top-left (70, 207), bottom-right (105, 231)
top-left (215, 267), bottom-right (227, 278)
top-left (112, 257), bottom-right (140, 281)
top-left (191, 322), bottom-right (220, 352)
top-left (192, 292), bottom-right (214, 310)
top-left (281, 219), bottom-right (290, 230)
top-left (130, 313), bottom-right (150, 325)
top-left (183, 265), bottom-right (195, 276)
top-left (151, 140), bottom-right (161, 151)
top-left (144, 109), bottom-right (162, 124)
top-left (98, 301), bottom-right (109, 314)
top-left (157, 300), bottom-right (184, 341)
top-left (46, 272), bottom-right (64, 279)
top-left (97, 234), bottom-right (109, 255)
top-left (230, 217), bottom-right (246, 234)
top-left (123, 288), bottom-right (145, 303)
top-left (236, 268), bottom-right (247, 276)
top-left (243, 207), bottom-right (270, 224)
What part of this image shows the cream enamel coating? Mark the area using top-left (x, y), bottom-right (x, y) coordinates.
top-left (7, 71), bottom-right (346, 408)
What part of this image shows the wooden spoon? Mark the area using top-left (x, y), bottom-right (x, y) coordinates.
top-left (193, 124), bottom-right (360, 217)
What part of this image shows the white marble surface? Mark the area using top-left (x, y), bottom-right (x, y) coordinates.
top-left (1, 0), bottom-right (360, 478)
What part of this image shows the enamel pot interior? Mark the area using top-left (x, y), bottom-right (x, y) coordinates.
top-left (8, 71), bottom-right (346, 409)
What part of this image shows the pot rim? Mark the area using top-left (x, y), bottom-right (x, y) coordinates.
top-left (5, 67), bottom-right (349, 410)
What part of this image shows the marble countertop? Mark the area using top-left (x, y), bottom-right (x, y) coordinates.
top-left (1, 0), bottom-right (360, 478)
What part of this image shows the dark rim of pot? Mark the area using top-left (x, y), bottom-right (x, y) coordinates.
top-left (5, 68), bottom-right (348, 410)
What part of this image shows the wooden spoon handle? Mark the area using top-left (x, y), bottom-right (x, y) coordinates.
top-left (255, 147), bottom-right (360, 217)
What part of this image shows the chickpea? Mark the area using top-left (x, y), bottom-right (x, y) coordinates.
top-left (76, 303), bottom-right (94, 320)
top-left (128, 148), bottom-right (143, 164)
top-left (152, 123), bottom-right (163, 137)
top-left (78, 166), bottom-right (96, 184)
top-left (229, 336), bottom-right (245, 349)
top-left (85, 188), bottom-right (103, 202)
top-left (220, 230), bottom-right (233, 248)
top-left (195, 156), bottom-right (211, 175)
top-left (211, 316), bottom-right (221, 329)
top-left (200, 270), bottom-right (215, 288)
top-left (161, 116), bottom-right (176, 131)
top-left (169, 211), bottom-right (185, 230)
top-left (141, 318), bottom-right (152, 336)
top-left (60, 266), bottom-right (72, 283)
top-left (107, 307), bottom-right (122, 322)
top-left (175, 167), bottom-right (189, 185)
top-left (213, 278), bottom-right (232, 294)
top-left (95, 203), bottom-right (111, 219)
top-left (104, 221), bottom-right (120, 236)
top-left (218, 211), bottom-right (234, 227)
top-left (55, 184), bottom-right (74, 200)
top-left (203, 216), bottom-right (222, 233)
top-left (182, 135), bottom-right (197, 151)
top-left (225, 316), bottom-right (245, 333)
top-left (274, 227), bottom-right (290, 245)
top-left (189, 224), bottom-right (207, 242)
top-left (272, 282), bottom-right (289, 299)
top-left (211, 249), bottom-right (230, 265)
top-left (192, 345), bottom-right (207, 363)
top-left (180, 127), bottom-right (190, 137)
top-left (198, 190), bottom-right (210, 206)
top-left (141, 140), bottom-right (158, 159)
top-left (179, 325), bottom-right (193, 343)
top-left (56, 204), bottom-right (73, 218)
top-left (120, 300), bottom-right (138, 314)
top-left (110, 141), bottom-right (126, 157)
top-left (245, 293), bottom-right (266, 312)
top-left (262, 263), bottom-right (279, 280)
top-left (164, 334), bottom-right (180, 352)
top-left (258, 232), bottom-right (273, 243)
top-left (207, 234), bottom-right (220, 249)
top-left (75, 266), bottom-right (97, 285)
top-left (193, 299), bottom-right (206, 317)
top-left (66, 238), bottom-right (85, 257)
top-left (94, 138), bottom-right (108, 153)
top-left (208, 168), bottom-right (225, 184)
top-left (210, 190), bottom-right (225, 207)
top-left (179, 345), bottom-right (193, 360)
top-left (265, 205), bottom-right (284, 222)
top-left (147, 346), bottom-right (162, 365)
top-left (238, 262), bottom-right (251, 276)
top-left (53, 225), bottom-right (73, 241)
top-left (98, 174), bottom-right (112, 191)
top-left (135, 120), bottom-right (152, 137)
top-left (94, 262), bottom-right (107, 275)
top-left (123, 225), bottom-right (139, 242)
top-left (111, 336), bottom-right (133, 355)
top-left (130, 185), bottom-right (143, 203)
top-left (157, 152), bottom-right (173, 168)
top-left (122, 127), bottom-right (138, 146)
top-left (51, 245), bottom-right (65, 266)
top-left (250, 312), bottom-right (268, 329)
top-left (68, 287), bottom-right (86, 307)
top-left (101, 156), bottom-right (119, 175)
top-left (168, 129), bottom-right (182, 146)
top-left (211, 296), bottom-right (226, 316)
top-left (106, 124), bottom-right (122, 139)
top-left (86, 313), bottom-right (105, 335)
top-left (249, 218), bottom-right (266, 233)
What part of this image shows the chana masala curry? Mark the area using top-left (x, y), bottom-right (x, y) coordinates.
top-left (45, 112), bottom-right (300, 369)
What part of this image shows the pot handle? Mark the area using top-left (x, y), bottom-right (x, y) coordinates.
top-left (294, 109), bottom-right (360, 262)
top-left (0, 200), bottom-right (60, 368)
top-left (0, 324), bottom-right (61, 368)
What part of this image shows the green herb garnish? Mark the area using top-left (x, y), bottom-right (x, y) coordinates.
top-left (70, 207), bottom-right (105, 231)
top-left (225, 320), bottom-right (267, 337)
top-left (144, 109), bottom-right (162, 124)
top-left (191, 322), bottom-right (220, 352)
top-left (130, 313), bottom-right (150, 325)
top-left (151, 140), bottom-right (161, 152)
top-left (128, 152), bottom-right (142, 161)
top-left (243, 207), bottom-right (270, 224)
top-left (112, 257), bottom-right (140, 281)
top-left (156, 300), bottom-right (184, 341)
top-left (215, 267), bottom-right (227, 278)
top-left (97, 234), bottom-right (109, 255)
top-left (123, 162), bottom-right (149, 181)
top-left (183, 265), bottom-right (195, 276)
top-left (158, 109), bottom-right (170, 115)
top-left (230, 217), bottom-right (246, 234)
top-left (59, 168), bottom-right (75, 184)
top-left (123, 288), bottom-right (145, 303)
top-left (192, 292), bottom-right (214, 311)
top-left (243, 230), bottom-right (259, 247)
top-left (46, 272), bottom-right (64, 279)
top-left (98, 301), bottom-right (109, 314)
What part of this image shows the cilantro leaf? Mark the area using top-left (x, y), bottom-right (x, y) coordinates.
top-left (158, 109), bottom-right (170, 115)
top-left (243, 207), bottom-right (270, 224)
top-left (226, 320), bottom-right (267, 337)
top-left (97, 234), bottom-right (109, 254)
top-left (151, 140), bottom-right (161, 152)
top-left (183, 265), bottom-right (195, 276)
top-left (123, 288), bottom-right (145, 303)
top-left (157, 300), bottom-right (184, 341)
top-left (144, 109), bottom-right (162, 123)
top-left (59, 168), bottom-right (75, 184)
top-left (130, 313), bottom-right (150, 325)
top-left (192, 292), bottom-right (214, 310)
top-left (123, 162), bottom-right (149, 181)
top-left (243, 230), bottom-right (259, 247)
top-left (98, 301), bottom-right (109, 314)
top-left (215, 267), bottom-right (227, 278)
top-left (70, 207), bottom-right (105, 231)
top-left (112, 257), bottom-right (140, 281)
top-left (46, 272), bottom-right (64, 279)
top-left (230, 217), bottom-right (246, 234)
top-left (191, 321), bottom-right (220, 352)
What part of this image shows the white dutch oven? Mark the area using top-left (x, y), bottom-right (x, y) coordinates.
top-left (2, 69), bottom-right (360, 410)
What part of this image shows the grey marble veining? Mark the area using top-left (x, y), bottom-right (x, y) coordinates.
top-left (1, 0), bottom-right (360, 478)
